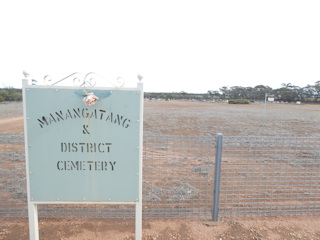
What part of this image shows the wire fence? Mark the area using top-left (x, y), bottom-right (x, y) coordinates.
top-left (220, 136), bottom-right (320, 217)
top-left (1, 133), bottom-right (320, 219)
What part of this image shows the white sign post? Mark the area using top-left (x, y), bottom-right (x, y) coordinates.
top-left (23, 72), bottom-right (143, 240)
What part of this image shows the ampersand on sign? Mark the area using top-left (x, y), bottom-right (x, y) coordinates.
top-left (82, 125), bottom-right (90, 134)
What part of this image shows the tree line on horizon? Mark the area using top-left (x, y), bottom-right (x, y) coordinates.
top-left (1, 81), bottom-right (320, 103)
top-left (146, 81), bottom-right (320, 103)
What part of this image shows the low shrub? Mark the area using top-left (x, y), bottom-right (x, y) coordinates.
top-left (228, 99), bottom-right (250, 104)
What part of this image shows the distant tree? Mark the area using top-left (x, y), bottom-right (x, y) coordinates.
top-left (202, 94), bottom-right (210, 100)
top-left (158, 93), bottom-right (165, 99)
top-left (166, 93), bottom-right (174, 100)
top-left (301, 85), bottom-right (316, 101)
top-left (0, 89), bottom-right (9, 101)
top-left (229, 86), bottom-right (249, 99)
top-left (273, 83), bottom-right (300, 102)
top-left (246, 87), bottom-right (254, 100)
top-left (314, 81), bottom-right (320, 102)
top-left (207, 90), bottom-right (220, 99)
top-left (253, 85), bottom-right (272, 100)
top-left (219, 86), bottom-right (230, 99)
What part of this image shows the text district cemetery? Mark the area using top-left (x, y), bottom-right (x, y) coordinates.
top-left (36, 107), bottom-right (132, 172)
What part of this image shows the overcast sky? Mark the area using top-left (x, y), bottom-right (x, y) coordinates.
top-left (1, 0), bottom-right (320, 93)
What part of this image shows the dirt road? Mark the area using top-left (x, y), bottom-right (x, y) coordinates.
top-left (0, 116), bottom-right (23, 133)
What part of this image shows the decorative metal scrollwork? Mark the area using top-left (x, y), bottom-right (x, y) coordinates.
top-left (44, 72), bottom-right (125, 88)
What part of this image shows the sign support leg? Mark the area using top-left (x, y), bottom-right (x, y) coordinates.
top-left (135, 201), bottom-right (142, 240)
top-left (136, 78), bottom-right (144, 240)
top-left (28, 202), bottom-right (39, 240)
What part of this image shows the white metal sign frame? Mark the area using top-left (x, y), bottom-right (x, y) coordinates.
top-left (22, 73), bottom-right (143, 240)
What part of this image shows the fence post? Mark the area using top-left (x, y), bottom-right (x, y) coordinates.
top-left (212, 133), bottom-right (223, 222)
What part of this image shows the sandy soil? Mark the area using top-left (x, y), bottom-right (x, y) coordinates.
top-left (1, 101), bottom-right (320, 137)
top-left (1, 101), bottom-right (320, 239)
top-left (1, 216), bottom-right (320, 240)
top-left (143, 100), bottom-right (320, 137)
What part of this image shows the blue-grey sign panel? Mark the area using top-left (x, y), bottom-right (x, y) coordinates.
top-left (25, 88), bottom-right (140, 202)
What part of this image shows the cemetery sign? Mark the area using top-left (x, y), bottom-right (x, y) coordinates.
top-left (23, 72), bottom-right (144, 239)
